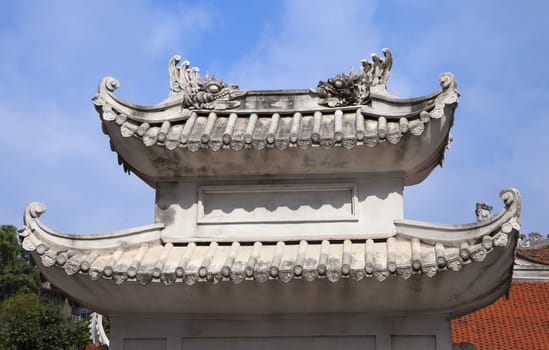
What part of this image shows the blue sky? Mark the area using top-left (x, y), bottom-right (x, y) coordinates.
top-left (0, 0), bottom-right (547, 236)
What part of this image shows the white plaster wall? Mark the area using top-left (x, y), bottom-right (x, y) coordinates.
top-left (110, 315), bottom-right (451, 350)
top-left (157, 176), bottom-right (403, 242)
top-left (181, 336), bottom-right (375, 350)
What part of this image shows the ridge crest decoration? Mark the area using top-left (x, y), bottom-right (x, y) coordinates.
top-left (168, 55), bottom-right (244, 110)
top-left (316, 48), bottom-right (393, 107)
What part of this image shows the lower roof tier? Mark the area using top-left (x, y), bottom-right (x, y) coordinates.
top-left (19, 189), bottom-right (521, 317)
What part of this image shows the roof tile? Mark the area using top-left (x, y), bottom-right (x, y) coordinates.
top-left (517, 246), bottom-right (549, 265)
top-left (452, 282), bottom-right (549, 350)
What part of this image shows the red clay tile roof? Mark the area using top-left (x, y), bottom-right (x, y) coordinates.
top-left (452, 281), bottom-right (549, 350)
top-left (517, 245), bottom-right (549, 265)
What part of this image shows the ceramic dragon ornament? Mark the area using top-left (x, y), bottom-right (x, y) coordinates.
top-left (167, 55), bottom-right (245, 110)
top-left (316, 48), bottom-right (393, 107)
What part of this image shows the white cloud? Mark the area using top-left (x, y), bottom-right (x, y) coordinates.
top-left (398, 3), bottom-right (549, 233)
top-left (0, 1), bottom-right (216, 231)
top-left (0, 98), bottom-right (98, 165)
top-left (226, 0), bottom-right (381, 89)
top-left (144, 3), bottom-right (218, 55)
top-left (1, 0), bottom-right (548, 235)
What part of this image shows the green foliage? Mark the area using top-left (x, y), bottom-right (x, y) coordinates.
top-left (0, 224), bottom-right (93, 349)
top-left (102, 316), bottom-right (111, 338)
top-left (0, 225), bottom-right (40, 301)
top-left (0, 293), bottom-right (90, 350)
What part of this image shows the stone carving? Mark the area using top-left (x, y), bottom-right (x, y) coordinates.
top-left (316, 48), bottom-right (392, 107)
top-left (350, 269), bottom-right (365, 281)
top-left (17, 226), bottom-right (30, 238)
top-left (431, 72), bottom-right (460, 119)
top-left (528, 232), bottom-right (544, 242)
top-left (253, 269), bottom-right (270, 283)
top-left (229, 270), bottom-right (245, 284)
top-left (94, 60), bottom-right (459, 160)
top-left (408, 120), bottom-right (425, 136)
top-left (89, 312), bottom-right (110, 347)
top-left (21, 237), bottom-right (36, 251)
top-left (447, 257), bottom-right (463, 271)
top-left (475, 203), bottom-right (493, 221)
top-left (519, 232), bottom-right (548, 247)
top-left (62, 262), bottom-right (80, 277)
top-left (386, 129), bottom-right (402, 145)
top-left (113, 273), bottom-right (127, 285)
top-left (397, 267), bottom-right (412, 280)
top-left (422, 265), bottom-right (437, 277)
top-left (495, 216), bottom-right (520, 248)
top-left (28, 201), bottom-right (47, 219)
top-left (89, 268), bottom-right (102, 281)
top-left (471, 248), bottom-right (487, 262)
top-left (160, 273), bottom-right (176, 285)
top-left (326, 268), bottom-right (341, 283)
top-left (183, 273), bottom-right (198, 286)
top-left (493, 232), bottom-right (508, 247)
top-left (168, 55), bottom-right (244, 110)
top-left (41, 252), bottom-right (57, 267)
top-left (374, 270), bottom-right (389, 282)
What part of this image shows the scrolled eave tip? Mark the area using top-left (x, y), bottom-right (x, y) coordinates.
top-left (27, 201), bottom-right (47, 219)
top-left (499, 188), bottom-right (521, 212)
top-left (98, 76), bottom-right (120, 93)
top-left (438, 72), bottom-right (458, 90)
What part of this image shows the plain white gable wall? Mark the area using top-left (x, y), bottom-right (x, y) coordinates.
top-left (111, 315), bottom-right (452, 350)
top-left (157, 176), bottom-right (404, 242)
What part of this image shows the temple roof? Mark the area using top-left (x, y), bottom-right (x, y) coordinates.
top-left (514, 236), bottom-right (549, 280)
top-left (452, 281), bottom-right (549, 350)
top-left (20, 48), bottom-right (516, 319)
top-left (93, 49), bottom-right (459, 186)
top-left (19, 189), bottom-right (520, 316)
top-left (517, 245), bottom-right (549, 265)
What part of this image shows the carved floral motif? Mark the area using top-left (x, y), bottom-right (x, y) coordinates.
top-left (422, 265), bottom-right (437, 277)
top-left (397, 267), bottom-right (412, 280)
top-left (447, 258), bottom-right (463, 271)
top-left (41, 253), bottom-right (56, 267)
top-left (471, 249), bottom-right (487, 262)
top-left (64, 260), bottom-right (81, 275)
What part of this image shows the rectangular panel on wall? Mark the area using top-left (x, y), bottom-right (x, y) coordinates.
top-left (124, 338), bottom-right (167, 350)
top-left (391, 335), bottom-right (436, 350)
top-left (197, 184), bottom-right (358, 224)
top-left (181, 336), bottom-right (375, 350)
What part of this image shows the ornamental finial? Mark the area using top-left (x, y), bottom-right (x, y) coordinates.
top-left (168, 55), bottom-right (243, 110)
top-left (316, 48), bottom-right (393, 107)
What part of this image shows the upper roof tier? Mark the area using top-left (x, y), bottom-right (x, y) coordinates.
top-left (93, 49), bottom-right (459, 186)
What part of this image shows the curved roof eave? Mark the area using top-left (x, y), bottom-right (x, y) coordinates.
top-left (19, 189), bottom-right (520, 285)
top-left (91, 51), bottom-right (459, 185)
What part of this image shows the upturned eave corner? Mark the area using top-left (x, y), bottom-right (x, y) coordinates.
top-left (19, 190), bottom-right (519, 285)
top-left (19, 201), bottom-right (164, 257)
top-left (395, 189), bottom-right (520, 241)
top-left (16, 189), bottom-right (519, 317)
top-left (91, 48), bottom-right (460, 120)
top-left (395, 188), bottom-right (520, 272)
